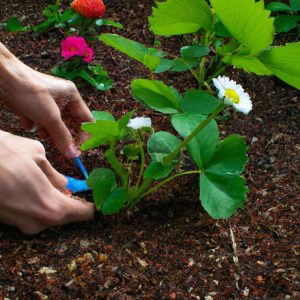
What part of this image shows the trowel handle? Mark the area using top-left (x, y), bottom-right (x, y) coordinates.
top-left (73, 157), bottom-right (89, 179)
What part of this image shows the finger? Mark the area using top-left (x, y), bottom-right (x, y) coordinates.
top-left (43, 76), bottom-right (93, 124)
top-left (15, 111), bottom-right (38, 132)
top-left (60, 194), bottom-right (94, 223)
top-left (79, 131), bottom-right (92, 144)
top-left (35, 154), bottom-right (70, 194)
top-left (19, 115), bottom-right (36, 131)
top-left (40, 109), bottom-right (81, 158)
top-left (63, 83), bottom-right (94, 124)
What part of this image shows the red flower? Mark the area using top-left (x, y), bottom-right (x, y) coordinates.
top-left (71, 0), bottom-right (106, 19)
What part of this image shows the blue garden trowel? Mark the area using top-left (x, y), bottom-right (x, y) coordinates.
top-left (65, 157), bottom-right (90, 193)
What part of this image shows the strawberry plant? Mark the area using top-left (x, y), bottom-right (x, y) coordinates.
top-left (79, 0), bottom-right (300, 219)
top-left (81, 75), bottom-right (251, 218)
top-left (266, 1), bottom-right (300, 39)
top-left (100, 0), bottom-right (300, 91)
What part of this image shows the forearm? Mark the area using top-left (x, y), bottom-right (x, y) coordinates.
top-left (0, 42), bottom-right (31, 103)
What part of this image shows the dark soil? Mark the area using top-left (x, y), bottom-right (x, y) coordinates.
top-left (0, 1), bottom-right (299, 299)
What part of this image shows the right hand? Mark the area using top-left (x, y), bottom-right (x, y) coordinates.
top-left (0, 131), bottom-right (94, 234)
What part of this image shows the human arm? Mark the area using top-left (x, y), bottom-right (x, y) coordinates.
top-left (0, 131), bottom-right (94, 234)
top-left (0, 42), bottom-right (93, 157)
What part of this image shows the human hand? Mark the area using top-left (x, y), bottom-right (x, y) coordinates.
top-left (0, 131), bottom-right (94, 234)
top-left (0, 42), bottom-right (93, 158)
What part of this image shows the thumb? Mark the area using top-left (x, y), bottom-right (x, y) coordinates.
top-left (62, 195), bottom-right (95, 223)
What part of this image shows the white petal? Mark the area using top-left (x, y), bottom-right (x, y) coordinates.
top-left (213, 77), bottom-right (226, 98)
top-left (127, 117), bottom-right (152, 130)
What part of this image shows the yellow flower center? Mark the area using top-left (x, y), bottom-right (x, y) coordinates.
top-left (225, 89), bottom-right (240, 104)
top-left (70, 46), bottom-right (76, 52)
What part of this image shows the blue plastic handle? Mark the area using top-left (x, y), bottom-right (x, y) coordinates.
top-left (65, 176), bottom-right (90, 193)
top-left (63, 157), bottom-right (90, 193)
top-left (73, 157), bottom-right (89, 179)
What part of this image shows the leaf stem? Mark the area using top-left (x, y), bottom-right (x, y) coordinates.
top-left (138, 170), bottom-right (201, 200)
top-left (163, 102), bottom-right (225, 165)
top-left (135, 131), bottom-right (146, 191)
top-left (104, 145), bottom-right (127, 188)
top-left (207, 65), bottom-right (226, 83)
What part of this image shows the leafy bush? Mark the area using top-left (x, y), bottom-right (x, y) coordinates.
top-left (100, 0), bottom-right (300, 90)
top-left (3, 0), bottom-right (122, 90)
top-left (80, 0), bottom-right (300, 218)
top-left (266, 1), bottom-right (300, 38)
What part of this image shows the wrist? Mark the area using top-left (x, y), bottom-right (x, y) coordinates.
top-left (0, 43), bottom-right (34, 102)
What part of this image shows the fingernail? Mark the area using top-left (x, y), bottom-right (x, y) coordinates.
top-left (65, 144), bottom-right (81, 158)
top-left (27, 124), bottom-right (39, 133)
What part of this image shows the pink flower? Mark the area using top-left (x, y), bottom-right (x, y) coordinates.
top-left (61, 36), bottom-right (94, 62)
top-left (82, 47), bottom-right (94, 62)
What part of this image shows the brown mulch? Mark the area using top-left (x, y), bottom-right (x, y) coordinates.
top-left (0, 1), bottom-right (299, 299)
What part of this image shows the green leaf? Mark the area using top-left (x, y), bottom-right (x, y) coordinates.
top-left (274, 15), bottom-right (299, 33)
top-left (200, 173), bottom-right (247, 219)
top-left (181, 45), bottom-right (210, 59)
top-left (266, 2), bottom-right (291, 12)
top-left (101, 188), bottom-right (127, 215)
top-left (259, 43), bottom-right (300, 90)
top-left (180, 90), bottom-right (221, 114)
top-left (61, 8), bottom-right (78, 22)
top-left (100, 34), bottom-right (161, 71)
top-left (33, 17), bottom-right (56, 34)
top-left (95, 19), bottom-right (123, 28)
top-left (118, 111), bottom-right (135, 129)
top-left (171, 57), bottom-right (198, 72)
top-left (154, 58), bottom-right (176, 73)
top-left (87, 168), bottom-right (116, 210)
top-left (290, 0), bottom-right (300, 11)
top-left (149, 0), bottom-right (213, 36)
top-left (171, 45), bottom-right (210, 72)
top-left (172, 113), bottom-right (219, 168)
top-left (147, 131), bottom-right (181, 163)
top-left (80, 120), bottom-right (119, 150)
top-left (131, 79), bottom-right (181, 114)
top-left (154, 45), bottom-right (209, 74)
top-left (123, 143), bottom-right (140, 160)
top-left (79, 69), bottom-right (112, 91)
top-left (216, 40), bottom-right (240, 56)
top-left (214, 20), bottom-right (232, 37)
top-left (43, 4), bottom-right (59, 17)
top-left (199, 134), bottom-right (248, 219)
top-left (92, 111), bottom-right (115, 121)
top-left (118, 110), bottom-right (135, 137)
top-left (211, 0), bottom-right (274, 54)
top-left (6, 17), bottom-right (29, 32)
top-left (144, 162), bottom-right (174, 180)
top-left (87, 168), bottom-right (116, 188)
top-left (204, 135), bottom-right (248, 174)
top-left (228, 55), bottom-right (273, 75)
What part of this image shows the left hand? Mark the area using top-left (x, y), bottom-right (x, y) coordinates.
top-left (0, 44), bottom-right (93, 157)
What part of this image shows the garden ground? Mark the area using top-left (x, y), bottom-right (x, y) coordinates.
top-left (0, 1), bottom-right (299, 299)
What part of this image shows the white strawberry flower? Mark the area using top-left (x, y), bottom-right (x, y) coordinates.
top-left (213, 76), bottom-right (253, 115)
top-left (127, 117), bottom-right (152, 130)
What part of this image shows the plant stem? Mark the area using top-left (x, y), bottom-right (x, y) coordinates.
top-left (105, 146), bottom-right (127, 188)
top-left (207, 65), bottom-right (226, 83)
top-left (149, 71), bottom-right (155, 80)
top-left (198, 56), bottom-right (207, 88)
top-left (129, 178), bottom-right (152, 207)
top-left (168, 54), bottom-right (201, 85)
top-left (203, 81), bottom-right (214, 94)
top-left (138, 170), bottom-right (201, 200)
top-left (163, 102), bottom-right (225, 165)
top-left (135, 131), bottom-right (145, 190)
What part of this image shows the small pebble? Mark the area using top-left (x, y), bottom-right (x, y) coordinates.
top-left (40, 51), bottom-right (50, 58)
